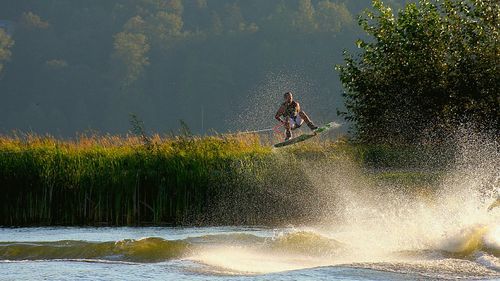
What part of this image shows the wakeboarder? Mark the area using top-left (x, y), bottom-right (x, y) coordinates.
top-left (275, 92), bottom-right (318, 141)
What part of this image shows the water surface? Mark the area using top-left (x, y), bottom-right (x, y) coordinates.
top-left (0, 226), bottom-right (498, 280)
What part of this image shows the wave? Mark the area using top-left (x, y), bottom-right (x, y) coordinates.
top-left (267, 231), bottom-right (344, 256)
top-left (185, 233), bottom-right (266, 245)
top-left (0, 227), bottom-right (497, 276)
top-left (0, 231), bottom-right (342, 263)
top-left (438, 224), bottom-right (500, 258)
top-left (189, 230), bottom-right (343, 274)
top-left (483, 225), bottom-right (500, 256)
top-left (0, 237), bottom-right (190, 263)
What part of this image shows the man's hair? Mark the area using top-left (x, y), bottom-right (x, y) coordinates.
top-left (284, 92), bottom-right (293, 98)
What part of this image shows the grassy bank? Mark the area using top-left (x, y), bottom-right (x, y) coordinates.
top-left (0, 134), bottom-right (452, 226)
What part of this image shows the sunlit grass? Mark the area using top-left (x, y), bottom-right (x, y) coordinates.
top-left (0, 133), bottom-right (450, 226)
top-left (0, 133), bottom-right (272, 226)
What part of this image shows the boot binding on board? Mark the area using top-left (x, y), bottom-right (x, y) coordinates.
top-left (308, 123), bottom-right (318, 131)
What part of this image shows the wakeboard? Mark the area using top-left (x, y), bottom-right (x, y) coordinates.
top-left (273, 121), bottom-right (340, 148)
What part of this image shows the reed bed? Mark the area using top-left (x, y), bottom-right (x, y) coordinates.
top-left (0, 134), bottom-right (272, 226)
top-left (0, 133), bottom-right (450, 226)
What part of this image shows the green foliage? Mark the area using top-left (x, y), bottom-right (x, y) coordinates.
top-left (0, 134), bottom-right (272, 225)
top-left (113, 32), bottom-right (150, 84)
top-left (129, 113), bottom-right (152, 146)
top-left (20, 11), bottom-right (50, 29)
top-left (291, 0), bottom-right (355, 33)
top-left (178, 120), bottom-right (192, 137)
top-left (337, 0), bottom-right (499, 143)
top-left (317, 1), bottom-right (354, 33)
top-left (294, 0), bottom-right (318, 32)
top-left (346, 143), bottom-right (452, 168)
top-left (0, 134), bottom-right (448, 226)
top-left (0, 29), bottom-right (13, 74)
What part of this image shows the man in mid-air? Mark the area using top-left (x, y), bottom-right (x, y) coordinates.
top-left (275, 92), bottom-right (318, 141)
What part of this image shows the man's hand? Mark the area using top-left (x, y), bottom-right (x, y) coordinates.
top-left (275, 104), bottom-right (285, 123)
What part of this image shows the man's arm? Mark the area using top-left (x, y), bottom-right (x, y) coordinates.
top-left (295, 102), bottom-right (301, 112)
top-left (275, 105), bottom-right (285, 123)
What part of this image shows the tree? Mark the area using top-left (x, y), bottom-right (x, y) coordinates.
top-left (122, 11), bottom-right (184, 52)
top-left (265, 1), bottom-right (294, 34)
top-left (113, 32), bottom-right (150, 85)
top-left (0, 29), bottom-right (14, 75)
top-left (211, 12), bottom-right (223, 35)
top-left (317, 1), bottom-right (354, 33)
top-left (440, 0), bottom-right (500, 133)
top-left (224, 2), bottom-right (246, 33)
top-left (149, 11), bottom-right (184, 40)
top-left (167, 0), bottom-right (184, 16)
top-left (20, 11), bottom-right (50, 29)
top-left (337, 0), bottom-right (499, 143)
top-left (124, 16), bottom-right (147, 33)
top-left (294, 0), bottom-right (318, 33)
top-left (196, 0), bottom-right (207, 9)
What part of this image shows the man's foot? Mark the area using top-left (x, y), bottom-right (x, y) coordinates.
top-left (307, 123), bottom-right (318, 131)
top-left (285, 130), bottom-right (292, 141)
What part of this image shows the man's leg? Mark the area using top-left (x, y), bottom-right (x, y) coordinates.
top-left (284, 118), bottom-right (292, 140)
top-left (291, 116), bottom-right (303, 130)
top-left (299, 111), bottom-right (318, 130)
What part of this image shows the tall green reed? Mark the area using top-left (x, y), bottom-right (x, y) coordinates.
top-left (0, 134), bottom-right (449, 226)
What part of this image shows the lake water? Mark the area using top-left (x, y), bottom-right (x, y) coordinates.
top-left (0, 225), bottom-right (498, 281)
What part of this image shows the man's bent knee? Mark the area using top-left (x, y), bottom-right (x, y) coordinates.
top-left (300, 111), bottom-right (313, 122)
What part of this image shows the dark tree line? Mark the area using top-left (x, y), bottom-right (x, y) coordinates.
top-left (0, 0), bottom-right (383, 136)
top-left (338, 0), bottom-right (499, 144)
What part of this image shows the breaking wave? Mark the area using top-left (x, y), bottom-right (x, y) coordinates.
top-left (0, 237), bottom-right (189, 263)
top-left (0, 228), bottom-right (498, 277)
